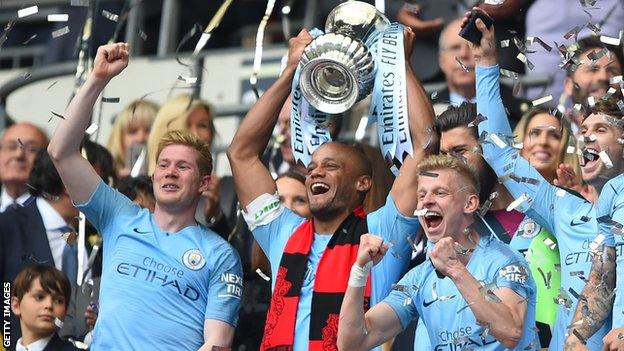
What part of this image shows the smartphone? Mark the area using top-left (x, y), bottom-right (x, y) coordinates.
top-left (458, 9), bottom-right (494, 44)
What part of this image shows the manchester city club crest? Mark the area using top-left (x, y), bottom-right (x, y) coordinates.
top-left (182, 249), bottom-right (206, 270)
top-left (517, 217), bottom-right (541, 239)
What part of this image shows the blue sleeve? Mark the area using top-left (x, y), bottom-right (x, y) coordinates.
top-left (75, 180), bottom-right (141, 239)
top-left (204, 244), bottom-right (243, 326)
top-left (251, 207), bottom-right (303, 266)
top-left (495, 258), bottom-right (534, 299)
top-left (368, 195), bottom-right (421, 303)
top-left (382, 268), bottom-right (420, 329)
top-left (597, 177), bottom-right (624, 247)
top-left (476, 65), bottom-right (591, 236)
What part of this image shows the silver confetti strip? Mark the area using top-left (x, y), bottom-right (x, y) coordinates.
top-left (499, 68), bottom-right (519, 79)
top-left (500, 39), bottom-right (510, 48)
top-left (537, 267), bottom-right (552, 289)
top-left (54, 317), bottom-right (64, 329)
top-left (22, 34), bottom-right (37, 45)
top-left (554, 288), bottom-right (573, 309)
top-left (587, 22), bottom-right (601, 36)
top-left (506, 193), bottom-right (531, 212)
top-left (71, 0), bottom-right (89, 6)
top-left (101, 97), bottom-right (120, 103)
top-left (564, 25), bottom-right (583, 40)
top-left (599, 150), bottom-right (613, 168)
top-left (600, 34), bottom-right (621, 46)
top-left (192, 0), bottom-right (234, 57)
top-left (101, 10), bottom-right (119, 22)
top-left (250, 0), bottom-right (277, 99)
top-left (52, 26), bottom-right (70, 39)
top-left (526, 36), bottom-right (552, 52)
top-left (256, 268), bottom-right (271, 281)
top-left (467, 114), bottom-right (488, 128)
top-left (531, 95), bottom-right (553, 107)
top-left (516, 52), bottom-right (535, 70)
top-left (18, 6), bottom-right (38, 18)
top-left (48, 14), bottom-right (69, 22)
top-left (419, 171), bottom-right (439, 178)
top-left (455, 56), bottom-right (469, 72)
top-left (85, 123), bottom-right (98, 136)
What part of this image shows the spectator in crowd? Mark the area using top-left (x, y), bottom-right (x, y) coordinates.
top-left (337, 155), bottom-right (539, 351)
top-left (47, 42), bottom-right (242, 350)
top-left (107, 100), bottom-right (158, 178)
top-left (146, 94), bottom-right (230, 236)
top-left (525, 0), bottom-right (624, 103)
top-left (10, 265), bottom-right (79, 351)
top-left (227, 26), bottom-right (432, 350)
top-left (563, 36), bottom-right (624, 131)
top-left (115, 175), bottom-right (156, 212)
top-left (564, 93), bottom-right (624, 349)
top-left (470, 9), bottom-right (616, 349)
top-left (0, 123), bottom-right (47, 211)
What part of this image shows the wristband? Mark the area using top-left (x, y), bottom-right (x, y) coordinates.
top-left (348, 261), bottom-right (373, 287)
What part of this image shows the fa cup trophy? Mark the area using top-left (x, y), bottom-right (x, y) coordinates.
top-left (298, 1), bottom-right (389, 114)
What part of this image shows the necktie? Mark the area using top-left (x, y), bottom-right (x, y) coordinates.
top-left (60, 226), bottom-right (79, 284)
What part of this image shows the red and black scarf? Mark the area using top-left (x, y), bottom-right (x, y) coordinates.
top-left (261, 207), bottom-right (371, 351)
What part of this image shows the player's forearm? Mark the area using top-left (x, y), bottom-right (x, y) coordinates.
top-left (48, 76), bottom-right (107, 160)
top-left (566, 246), bottom-right (616, 348)
top-left (338, 286), bottom-right (373, 351)
top-left (405, 63), bottom-right (436, 155)
top-left (227, 67), bottom-right (295, 162)
top-left (449, 267), bottom-right (524, 348)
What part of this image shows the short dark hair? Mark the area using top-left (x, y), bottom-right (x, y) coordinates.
top-left (587, 91), bottom-right (624, 120)
top-left (566, 36), bottom-right (624, 77)
top-left (344, 142), bottom-right (373, 178)
top-left (12, 265), bottom-right (71, 305)
top-left (28, 149), bottom-right (63, 198)
top-left (434, 102), bottom-right (478, 139)
top-left (82, 137), bottom-right (115, 185)
top-left (116, 175), bottom-right (154, 201)
top-left (277, 170), bottom-right (306, 185)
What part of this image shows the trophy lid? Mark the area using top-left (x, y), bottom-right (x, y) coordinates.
top-left (325, 1), bottom-right (389, 41)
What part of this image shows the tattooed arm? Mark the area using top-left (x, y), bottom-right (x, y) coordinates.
top-left (564, 246), bottom-right (616, 350)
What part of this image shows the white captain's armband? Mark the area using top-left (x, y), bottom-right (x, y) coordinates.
top-left (243, 193), bottom-right (284, 230)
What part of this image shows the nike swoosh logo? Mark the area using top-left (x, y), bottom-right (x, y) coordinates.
top-left (423, 299), bottom-right (437, 307)
top-left (569, 219), bottom-right (586, 227)
top-left (133, 227), bottom-right (152, 234)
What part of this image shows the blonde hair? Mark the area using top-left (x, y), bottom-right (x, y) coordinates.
top-left (156, 130), bottom-right (213, 176)
top-left (147, 94), bottom-right (215, 174)
top-left (514, 108), bottom-right (582, 184)
top-left (417, 154), bottom-right (480, 195)
top-left (107, 100), bottom-right (158, 171)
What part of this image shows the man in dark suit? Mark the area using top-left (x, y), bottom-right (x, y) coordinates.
top-left (431, 18), bottom-right (529, 128)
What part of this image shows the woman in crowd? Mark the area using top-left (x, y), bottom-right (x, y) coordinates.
top-left (107, 100), bottom-right (158, 178)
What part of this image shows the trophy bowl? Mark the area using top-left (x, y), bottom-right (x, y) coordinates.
top-left (299, 1), bottom-right (389, 114)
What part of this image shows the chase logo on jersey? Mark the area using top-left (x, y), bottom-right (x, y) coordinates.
top-left (182, 249), bottom-right (206, 270)
top-left (517, 218), bottom-right (540, 238)
top-left (498, 264), bottom-right (528, 284)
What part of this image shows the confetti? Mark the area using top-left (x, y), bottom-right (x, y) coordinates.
top-left (479, 192), bottom-right (498, 216)
top-left (555, 188), bottom-right (567, 197)
top-left (532, 95), bottom-right (553, 107)
top-left (526, 36), bottom-right (552, 52)
top-left (587, 22), bottom-right (601, 36)
top-left (419, 171), bottom-right (438, 178)
top-left (611, 75), bottom-right (623, 84)
top-left (484, 0), bottom-right (505, 4)
top-left (52, 26), bottom-right (70, 39)
top-left (68, 339), bottom-right (88, 350)
top-left (564, 25), bottom-right (582, 40)
top-left (102, 10), bottom-right (119, 22)
top-left (489, 133), bottom-right (507, 149)
top-left (500, 39), bottom-right (510, 48)
top-left (516, 52), bottom-right (535, 70)
top-left (403, 297), bottom-right (413, 306)
top-left (18, 6), bottom-right (38, 18)
top-left (21, 71), bottom-right (31, 80)
top-left (54, 317), bottom-right (64, 329)
top-left (22, 34), bottom-right (37, 45)
top-left (177, 75), bottom-right (198, 84)
top-left (50, 111), bottom-right (65, 120)
top-left (537, 267), bottom-right (552, 289)
top-left (554, 288), bottom-right (573, 309)
top-left (599, 150), bottom-right (613, 168)
top-left (46, 81), bottom-right (58, 91)
top-left (138, 29), bottom-right (147, 41)
top-left (61, 231), bottom-right (77, 245)
top-left (70, 0), bottom-right (89, 6)
top-left (101, 97), bottom-right (120, 103)
top-left (499, 68), bottom-right (519, 79)
top-left (507, 193), bottom-right (530, 212)
top-left (48, 14), bottom-right (69, 22)
top-left (455, 56), bottom-right (469, 72)
top-left (85, 123), bottom-right (98, 136)
top-left (600, 34), bottom-right (621, 46)
top-left (467, 114), bottom-right (487, 128)
top-left (570, 271), bottom-right (588, 282)
top-left (256, 268), bottom-right (270, 281)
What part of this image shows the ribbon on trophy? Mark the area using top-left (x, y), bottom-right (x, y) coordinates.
top-left (290, 28), bottom-right (331, 166)
top-left (369, 23), bottom-right (413, 171)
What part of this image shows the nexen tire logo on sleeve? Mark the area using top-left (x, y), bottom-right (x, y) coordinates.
top-left (182, 249), bottom-right (206, 270)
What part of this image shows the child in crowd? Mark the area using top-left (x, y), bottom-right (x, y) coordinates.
top-left (10, 265), bottom-right (78, 351)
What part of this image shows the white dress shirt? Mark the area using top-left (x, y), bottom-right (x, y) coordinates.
top-left (0, 188), bottom-right (31, 212)
top-left (15, 334), bottom-right (53, 351)
top-left (36, 197), bottom-right (69, 271)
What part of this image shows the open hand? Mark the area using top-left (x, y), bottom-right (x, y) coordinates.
top-left (603, 327), bottom-right (624, 351)
top-left (92, 43), bottom-right (129, 83)
top-left (553, 163), bottom-right (583, 194)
